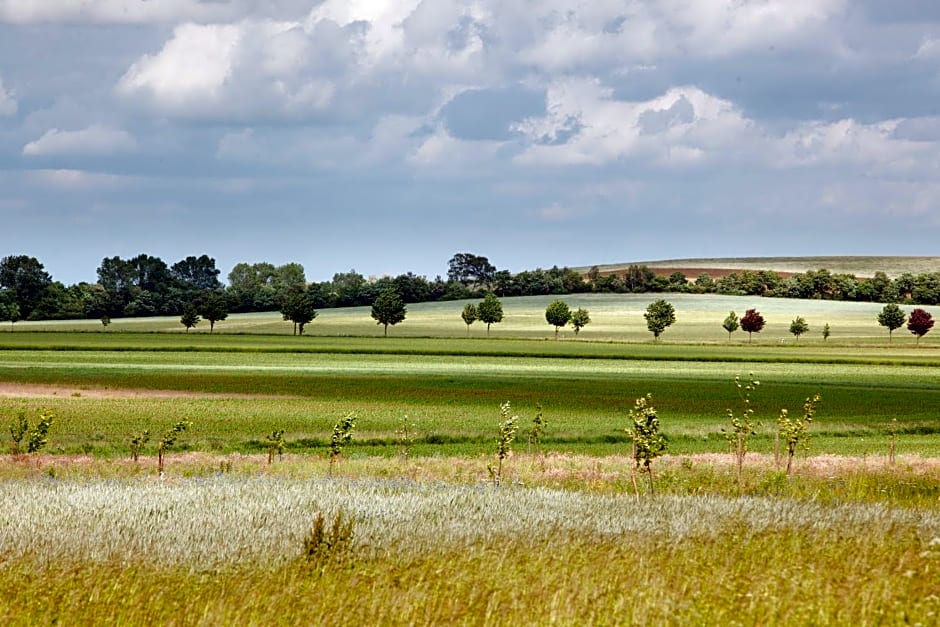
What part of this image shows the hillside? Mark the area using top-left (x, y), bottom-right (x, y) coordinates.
top-left (579, 256), bottom-right (940, 279)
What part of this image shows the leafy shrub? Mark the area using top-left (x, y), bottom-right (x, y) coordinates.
top-left (721, 374), bottom-right (759, 488)
top-left (491, 401), bottom-right (519, 487)
top-left (627, 394), bottom-right (666, 495)
top-left (158, 420), bottom-right (193, 475)
top-left (9, 409), bottom-right (54, 455)
top-left (329, 414), bottom-right (357, 475)
top-left (778, 394), bottom-right (821, 475)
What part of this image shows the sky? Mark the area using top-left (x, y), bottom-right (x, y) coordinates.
top-left (1, 0), bottom-right (939, 286)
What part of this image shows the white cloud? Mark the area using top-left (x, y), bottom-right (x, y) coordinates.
top-left (532, 203), bottom-right (579, 222)
top-left (25, 169), bottom-right (127, 189)
top-left (0, 0), bottom-right (240, 24)
top-left (915, 37), bottom-right (940, 59)
top-left (117, 22), bottom-right (242, 112)
top-left (513, 79), bottom-right (757, 167)
top-left (23, 125), bottom-right (136, 156)
top-left (656, 0), bottom-right (846, 57)
top-left (307, 0), bottom-right (418, 68)
top-left (511, 75), bottom-right (940, 179)
top-left (408, 124), bottom-right (505, 175)
top-left (0, 76), bottom-right (16, 115)
top-left (117, 20), bottom-right (342, 119)
top-left (509, 0), bottom-right (847, 73)
top-left (777, 118), bottom-right (938, 174)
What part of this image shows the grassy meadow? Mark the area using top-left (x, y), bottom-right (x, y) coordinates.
top-left (11, 292), bottom-right (940, 344)
top-left (590, 255), bottom-right (940, 278)
top-left (2, 292), bottom-right (939, 623)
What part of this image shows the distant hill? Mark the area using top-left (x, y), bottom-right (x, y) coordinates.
top-left (577, 256), bottom-right (940, 280)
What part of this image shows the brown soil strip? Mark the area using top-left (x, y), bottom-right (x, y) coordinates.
top-left (591, 267), bottom-right (796, 280)
top-left (0, 382), bottom-right (291, 400)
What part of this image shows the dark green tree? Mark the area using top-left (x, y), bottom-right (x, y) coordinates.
top-left (329, 269), bottom-right (368, 307)
top-left (544, 299), bottom-right (571, 339)
top-left (877, 303), bottom-right (906, 343)
top-left (371, 288), bottom-right (406, 337)
top-left (170, 255), bottom-right (222, 291)
top-left (281, 290), bottom-right (319, 335)
top-left (226, 262), bottom-right (278, 312)
top-left (0, 291), bottom-right (19, 330)
top-left (461, 303), bottom-right (478, 336)
top-left (570, 308), bottom-right (591, 336)
top-left (180, 306), bottom-right (200, 332)
top-left (447, 253), bottom-right (497, 288)
top-left (200, 293), bottom-right (228, 333)
top-left (477, 292), bottom-right (503, 336)
top-left (0, 255), bottom-right (52, 319)
top-left (644, 299), bottom-right (676, 340)
top-left (789, 316), bottom-right (809, 342)
top-left (273, 263), bottom-right (307, 307)
top-left (4, 301), bottom-right (20, 330)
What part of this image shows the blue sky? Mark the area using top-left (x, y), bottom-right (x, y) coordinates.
top-left (1, 0), bottom-right (939, 285)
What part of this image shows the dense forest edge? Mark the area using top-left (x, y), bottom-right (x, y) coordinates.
top-left (0, 252), bottom-right (938, 325)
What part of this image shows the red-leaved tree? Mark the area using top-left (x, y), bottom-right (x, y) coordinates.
top-left (740, 308), bottom-right (765, 343)
top-left (907, 308), bottom-right (934, 344)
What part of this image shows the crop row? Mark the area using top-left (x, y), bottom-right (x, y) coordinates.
top-left (4, 476), bottom-right (938, 569)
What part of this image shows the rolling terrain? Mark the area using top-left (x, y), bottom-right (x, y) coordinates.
top-left (579, 255), bottom-right (940, 278)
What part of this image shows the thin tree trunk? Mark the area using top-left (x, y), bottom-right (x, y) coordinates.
top-left (774, 432), bottom-right (780, 470)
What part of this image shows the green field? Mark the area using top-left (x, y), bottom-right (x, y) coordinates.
top-left (2, 292), bottom-right (939, 623)
top-left (9, 293), bottom-right (940, 344)
top-left (587, 255), bottom-right (940, 278)
top-left (1, 294), bottom-right (937, 458)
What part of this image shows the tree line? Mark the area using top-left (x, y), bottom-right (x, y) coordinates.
top-left (1, 251), bottom-right (938, 325)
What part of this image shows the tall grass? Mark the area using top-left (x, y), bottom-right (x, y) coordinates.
top-left (1, 474), bottom-right (938, 624)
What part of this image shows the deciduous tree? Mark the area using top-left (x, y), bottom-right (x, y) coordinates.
top-left (722, 311), bottom-right (739, 340)
top-left (461, 303), bottom-right (478, 336)
top-left (171, 255), bottom-right (222, 291)
top-left (570, 308), bottom-right (591, 336)
top-left (789, 316), bottom-right (809, 342)
top-left (477, 292), bottom-right (503, 336)
top-left (877, 303), bottom-right (906, 343)
top-left (740, 308), bottom-right (765, 343)
top-left (545, 299), bottom-right (571, 339)
top-left (447, 253), bottom-right (496, 288)
top-left (626, 394), bottom-right (666, 495)
top-left (371, 287), bottom-right (406, 337)
top-left (644, 299), bottom-right (676, 340)
top-left (180, 306), bottom-right (200, 332)
top-left (200, 293), bottom-right (228, 333)
top-left (0, 255), bottom-right (52, 319)
top-left (281, 290), bottom-right (319, 335)
top-left (907, 308), bottom-right (934, 344)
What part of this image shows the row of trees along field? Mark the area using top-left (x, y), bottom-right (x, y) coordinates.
top-left (0, 252), bottom-right (939, 323)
